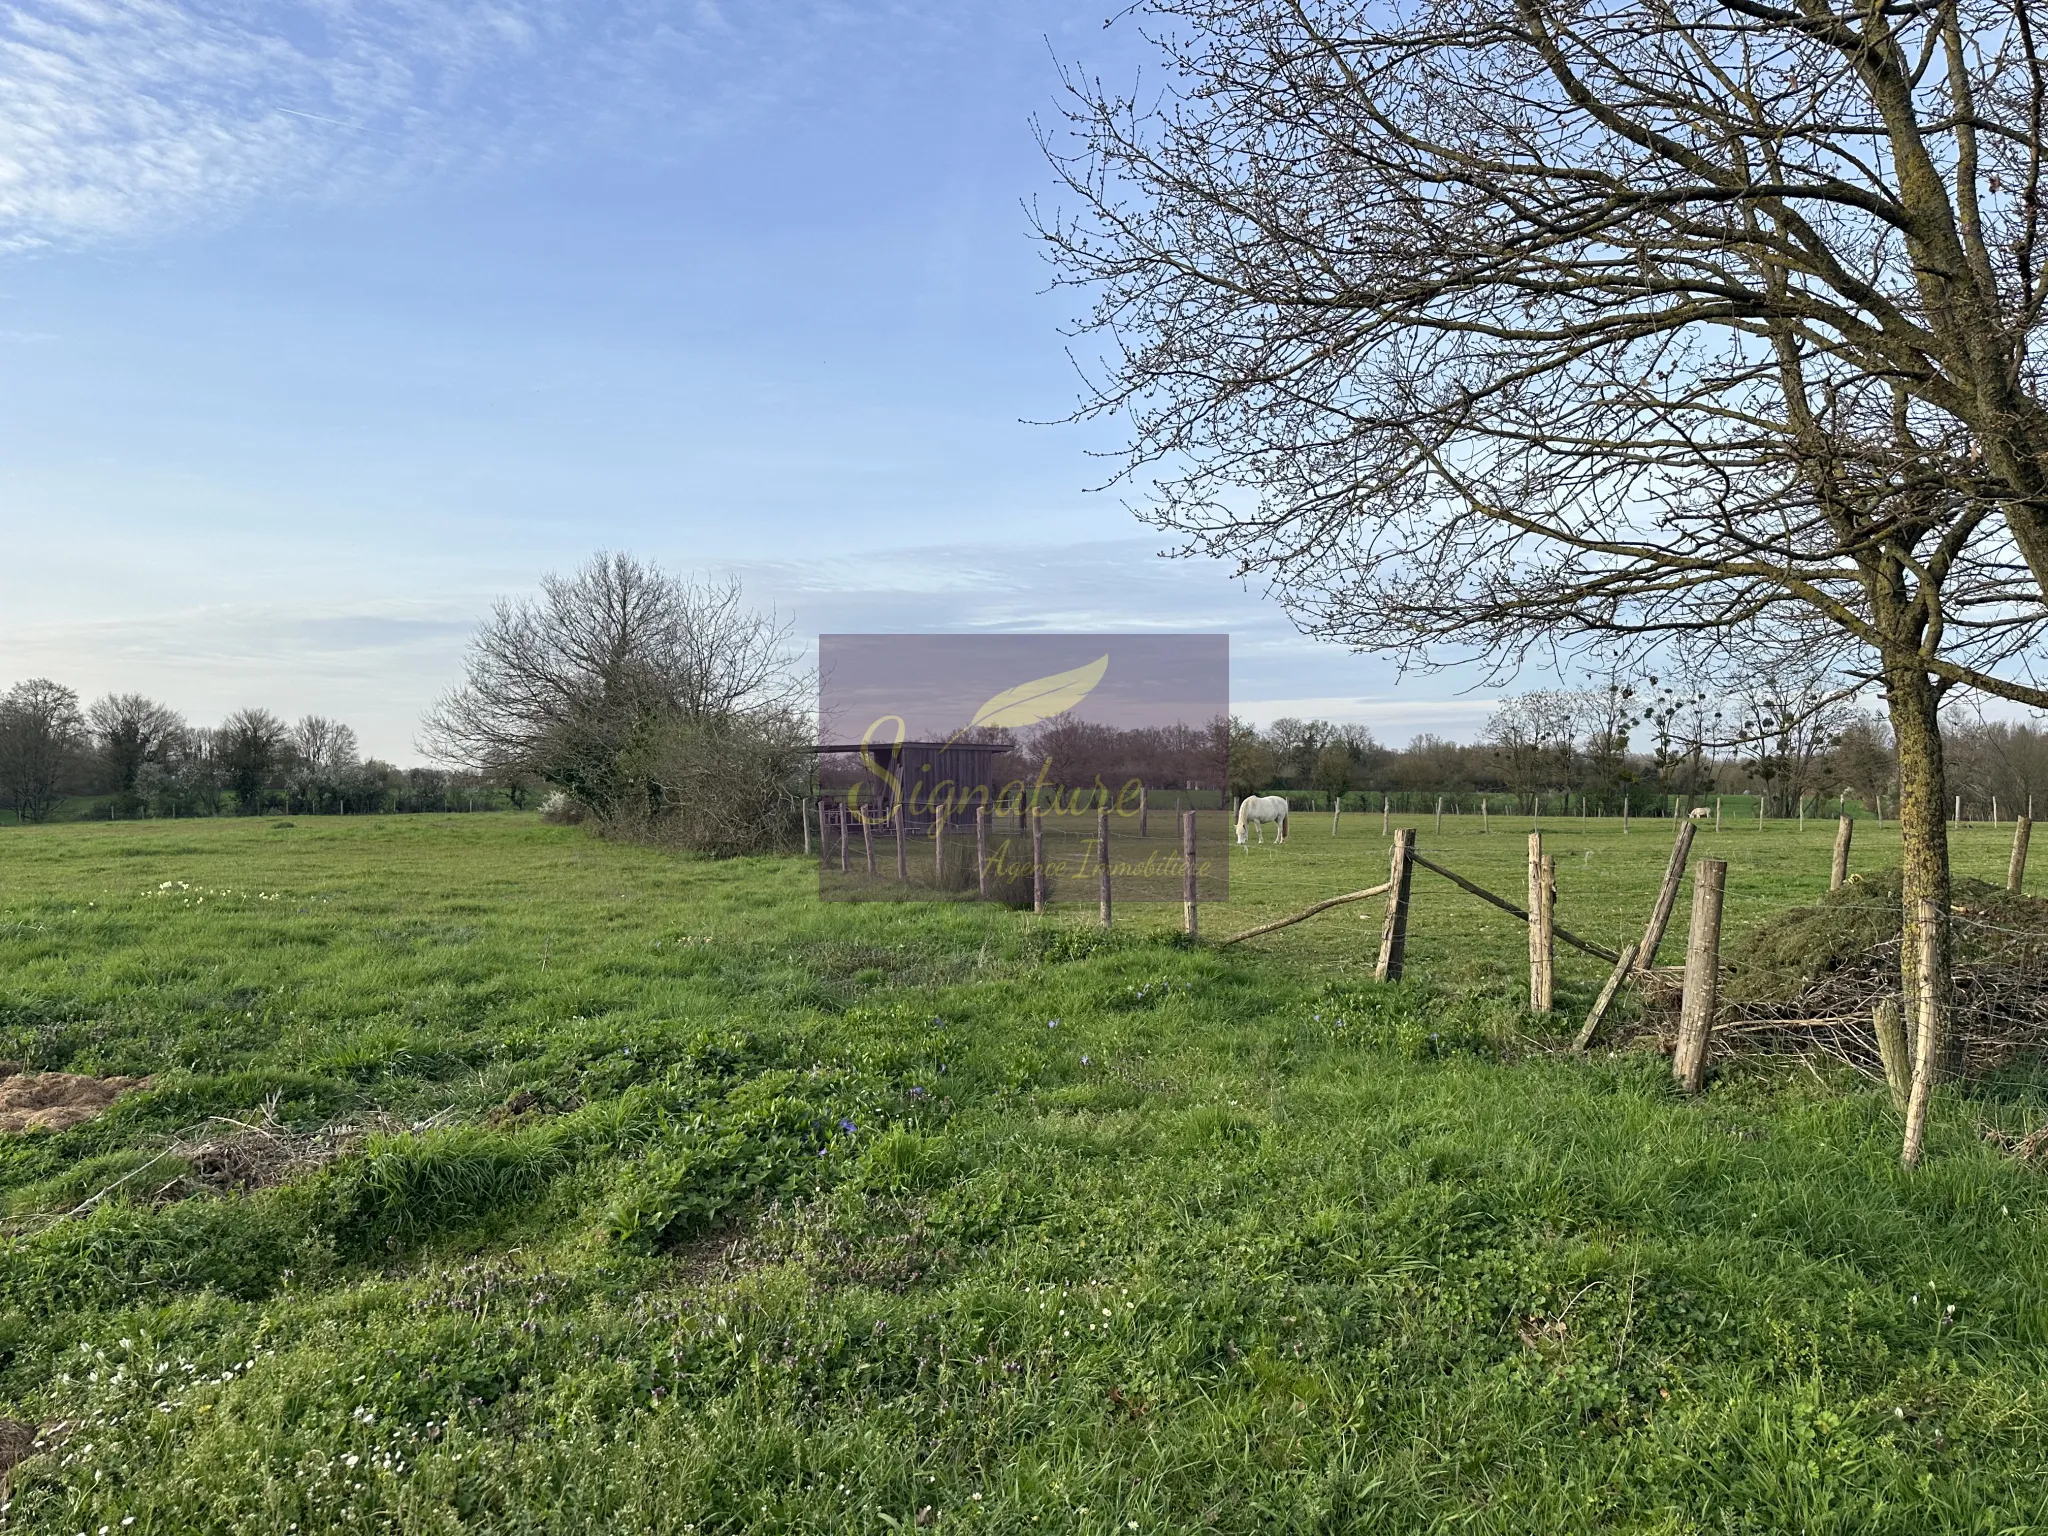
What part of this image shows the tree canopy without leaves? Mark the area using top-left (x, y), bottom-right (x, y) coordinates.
top-left (216, 709), bottom-right (290, 812)
top-left (86, 694), bottom-right (185, 801)
top-left (1044, 0), bottom-right (2048, 1162)
top-left (422, 554), bottom-right (803, 823)
top-left (0, 680), bottom-right (86, 824)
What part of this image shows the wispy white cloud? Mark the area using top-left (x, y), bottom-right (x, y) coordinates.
top-left (0, 0), bottom-right (940, 250)
top-left (0, 2), bottom-right (509, 245)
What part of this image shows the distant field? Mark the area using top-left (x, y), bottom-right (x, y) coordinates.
top-left (0, 814), bottom-right (2045, 1532)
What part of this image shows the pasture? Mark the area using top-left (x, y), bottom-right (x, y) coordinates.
top-left (0, 812), bottom-right (2045, 1532)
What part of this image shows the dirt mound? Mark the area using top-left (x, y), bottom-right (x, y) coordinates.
top-left (0, 1065), bottom-right (148, 1133)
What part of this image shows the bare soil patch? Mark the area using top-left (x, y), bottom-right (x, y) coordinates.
top-left (0, 1064), bottom-right (148, 1133)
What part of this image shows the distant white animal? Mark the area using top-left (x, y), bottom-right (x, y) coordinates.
top-left (1236, 795), bottom-right (1290, 845)
top-left (1688, 806), bottom-right (1711, 822)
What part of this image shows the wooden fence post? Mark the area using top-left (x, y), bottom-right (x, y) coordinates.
top-left (1672, 858), bottom-right (1727, 1093)
top-left (1375, 828), bottom-right (1416, 982)
top-left (1638, 819), bottom-right (1696, 969)
top-left (1482, 797), bottom-right (1489, 833)
top-left (1872, 996), bottom-right (1912, 1113)
top-left (803, 798), bottom-right (812, 856)
top-left (1527, 832), bottom-right (1554, 1012)
top-left (2011, 816), bottom-right (2033, 892)
top-left (1332, 796), bottom-right (1341, 837)
top-left (976, 806), bottom-right (989, 899)
top-left (1183, 810), bottom-right (1199, 935)
top-left (1831, 815), bottom-right (1853, 891)
top-left (1435, 795), bottom-right (1444, 833)
top-left (862, 811), bottom-right (875, 876)
top-left (1139, 786), bottom-right (1148, 838)
top-left (1031, 810), bottom-right (1045, 914)
top-left (838, 804), bottom-right (849, 872)
top-left (934, 813), bottom-right (946, 880)
top-left (1574, 939), bottom-right (1641, 1051)
top-left (1382, 793), bottom-right (1391, 835)
top-left (895, 803), bottom-right (908, 882)
top-left (1098, 808), bottom-right (1113, 926)
top-left (1715, 796), bottom-right (1723, 832)
top-left (1622, 794), bottom-right (1629, 833)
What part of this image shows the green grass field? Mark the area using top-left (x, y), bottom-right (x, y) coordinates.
top-left (0, 812), bottom-right (2045, 1533)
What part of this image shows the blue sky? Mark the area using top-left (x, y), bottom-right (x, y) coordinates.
top-left (0, 0), bottom-right (1510, 761)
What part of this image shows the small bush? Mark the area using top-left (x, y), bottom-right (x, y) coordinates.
top-left (539, 791), bottom-right (585, 825)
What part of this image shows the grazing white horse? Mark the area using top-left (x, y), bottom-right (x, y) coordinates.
top-left (1236, 794), bottom-right (1290, 845)
top-left (1688, 806), bottom-right (1711, 822)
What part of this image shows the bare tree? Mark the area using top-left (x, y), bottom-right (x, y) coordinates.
top-left (216, 708), bottom-right (289, 813)
top-left (422, 554), bottom-right (803, 821)
top-left (1729, 669), bottom-right (1862, 812)
top-left (1044, 0), bottom-right (2048, 1161)
top-left (1945, 710), bottom-right (2048, 816)
top-left (284, 716), bottom-right (360, 813)
top-left (87, 694), bottom-right (185, 811)
top-left (0, 680), bottom-right (87, 824)
top-left (290, 716), bottom-right (358, 776)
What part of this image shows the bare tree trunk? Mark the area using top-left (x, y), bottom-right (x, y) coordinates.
top-left (1892, 670), bottom-right (1954, 1169)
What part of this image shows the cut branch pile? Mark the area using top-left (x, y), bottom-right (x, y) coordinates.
top-left (1624, 872), bottom-right (2048, 1080)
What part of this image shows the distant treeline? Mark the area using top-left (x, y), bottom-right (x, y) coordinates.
top-left (0, 679), bottom-right (525, 824)
top-left (1233, 689), bottom-right (2048, 822)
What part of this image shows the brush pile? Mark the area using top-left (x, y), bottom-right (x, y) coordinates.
top-left (1637, 870), bottom-right (2048, 1079)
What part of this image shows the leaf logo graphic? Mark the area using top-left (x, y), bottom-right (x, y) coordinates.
top-left (967, 655), bottom-right (1109, 731)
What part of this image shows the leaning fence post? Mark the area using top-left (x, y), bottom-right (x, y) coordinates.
top-left (895, 803), bottom-right (908, 883)
top-left (2010, 816), bottom-right (2033, 892)
top-left (862, 809), bottom-right (875, 875)
top-left (1831, 815), bottom-right (1853, 891)
top-left (1031, 809), bottom-right (1045, 914)
top-left (1098, 807), bottom-right (1113, 927)
top-left (1638, 819), bottom-right (1697, 970)
top-left (1375, 828), bottom-right (1416, 982)
top-left (1574, 939), bottom-right (1641, 1052)
top-left (1183, 810), bottom-right (1199, 935)
top-left (976, 806), bottom-right (989, 899)
top-left (1672, 858), bottom-right (1728, 1093)
top-left (1872, 996), bottom-right (1912, 1113)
